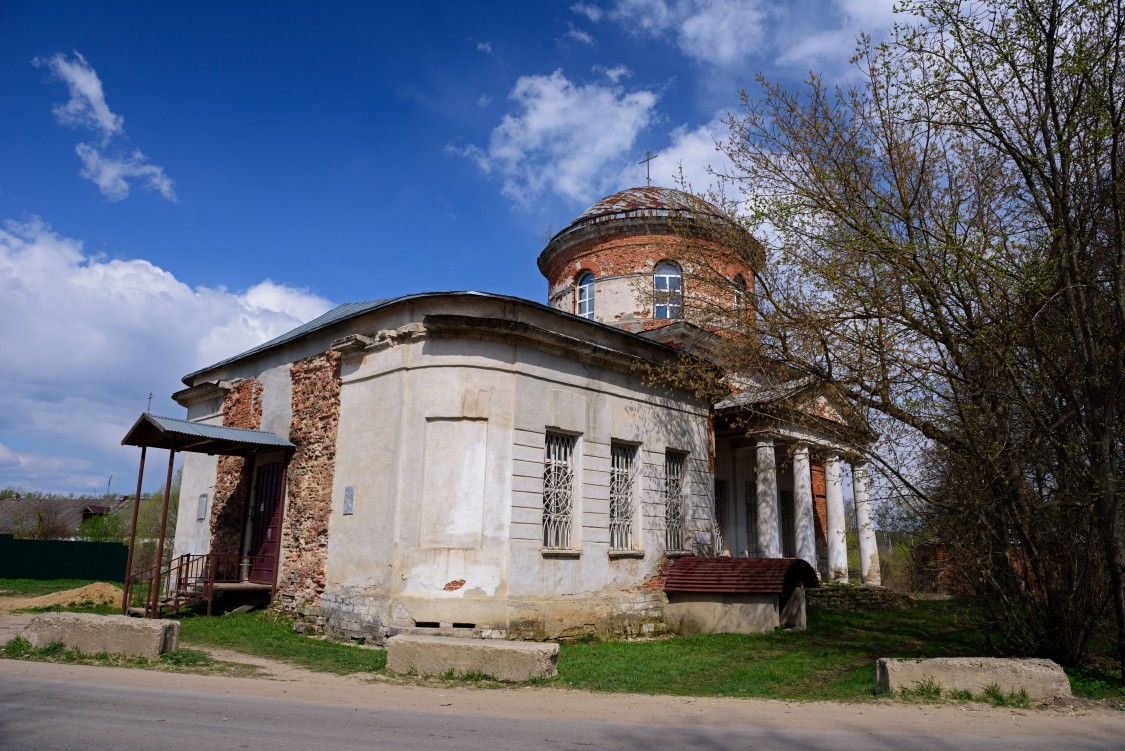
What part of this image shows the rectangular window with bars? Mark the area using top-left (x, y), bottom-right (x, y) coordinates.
top-left (609, 442), bottom-right (636, 550)
top-left (744, 481), bottom-right (758, 557)
top-left (542, 432), bottom-right (576, 549)
top-left (780, 489), bottom-right (794, 558)
top-left (664, 451), bottom-right (687, 551)
top-left (713, 479), bottom-right (727, 555)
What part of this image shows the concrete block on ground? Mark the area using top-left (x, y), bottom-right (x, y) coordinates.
top-left (386, 634), bottom-right (558, 682)
top-left (22, 613), bottom-right (180, 660)
top-left (876, 657), bottom-right (1071, 699)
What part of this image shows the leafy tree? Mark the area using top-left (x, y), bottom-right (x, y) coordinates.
top-left (75, 512), bottom-right (124, 543)
top-left (666, 0), bottom-right (1123, 674)
top-left (7, 498), bottom-right (73, 540)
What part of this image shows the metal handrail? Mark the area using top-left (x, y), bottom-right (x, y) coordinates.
top-left (121, 551), bottom-right (278, 617)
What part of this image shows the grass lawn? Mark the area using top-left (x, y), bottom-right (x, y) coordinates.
top-left (4, 579), bottom-right (1120, 703)
top-left (555, 600), bottom-right (986, 701)
top-left (178, 611), bottom-right (386, 675)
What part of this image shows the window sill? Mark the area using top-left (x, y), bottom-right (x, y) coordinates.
top-left (665, 549), bottom-right (694, 558)
top-left (541, 548), bottom-right (581, 559)
top-left (608, 550), bottom-right (645, 559)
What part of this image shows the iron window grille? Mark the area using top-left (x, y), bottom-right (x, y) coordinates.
top-left (780, 489), bottom-right (794, 558)
top-left (609, 442), bottom-right (636, 550)
top-left (713, 480), bottom-right (727, 555)
top-left (664, 451), bottom-right (687, 551)
top-left (543, 432), bottom-right (576, 549)
top-left (744, 481), bottom-right (758, 557)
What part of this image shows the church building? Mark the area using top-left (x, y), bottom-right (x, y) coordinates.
top-left (131, 186), bottom-right (880, 641)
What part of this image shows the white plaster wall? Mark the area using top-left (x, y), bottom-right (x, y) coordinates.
top-left (325, 335), bottom-right (518, 627)
top-left (507, 342), bottom-right (712, 602)
top-left (548, 274), bottom-right (652, 328)
top-left (171, 400), bottom-right (223, 558)
top-left (258, 363), bottom-right (293, 438)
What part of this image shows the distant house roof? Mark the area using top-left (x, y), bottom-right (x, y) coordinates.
top-left (121, 413), bottom-right (294, 458)
top-left (0, 495), bottom-right (129, 537)
top-left (664, 556), bottom-right (819, 594)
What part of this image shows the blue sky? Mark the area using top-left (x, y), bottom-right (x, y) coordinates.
top-left (0, 1), bottom-right (898, 495)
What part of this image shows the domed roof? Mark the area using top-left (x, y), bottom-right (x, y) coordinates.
top-left (570, 186), bottom-right (723, 226)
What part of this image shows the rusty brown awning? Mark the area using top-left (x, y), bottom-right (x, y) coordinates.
top-left (121, 413), bottom-right (293, 458)
top-left (664, 556), bottom-right (819, 594)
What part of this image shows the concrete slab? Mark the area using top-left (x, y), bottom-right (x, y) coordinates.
top-left (386, 634), bottom-right (558, 682)
top-left (21, 613), bottom-right (180, 660)
top-left (876, 657), bottom-right (1072, 699)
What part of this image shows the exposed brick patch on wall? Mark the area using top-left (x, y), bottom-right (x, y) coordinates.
top-left (209, 379), bottom-right (262, 556)
top-left (632, 556), bottom-right (671, 592)
top-left (277, 351), bottom-right (342, 606)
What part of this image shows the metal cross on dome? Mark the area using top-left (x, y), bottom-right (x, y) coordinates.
top-left (638, 150), bottom-right (659, 186)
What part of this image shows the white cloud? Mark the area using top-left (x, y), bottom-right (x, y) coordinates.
top-left (33, 51), bottom-right (123, 143)
top-left (476, 41), bottom-right (496, 57)
top-left (599, 65), bottom-right (632, 83)
top-left (476, 93), bottom-right (493, 108)
top-left (608, 0), bottom-right (767, 68)
top-left (775, 0), bottom-right (900, 69)
top-left (564, 24), bottom-right (596, 46)
top-left (642, 116), bottom-right (732, 194)
top-left (34, 51), bottom-right (177, 202)
top-left (457, 70), bottom-right (657, 205)
top-left (0, 217), bottom-right (333, 493)
top-left (571, 3), bottom-right (604, 22)
top-left (76, 143), bottom-right (177, 202)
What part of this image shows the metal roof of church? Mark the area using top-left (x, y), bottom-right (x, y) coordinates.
top-left (181, 290), bottom-right (678, 386)
top-left (571, 186), bottom-right (722, 225)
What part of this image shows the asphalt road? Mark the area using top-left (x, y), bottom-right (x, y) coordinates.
top-left (1, 661), bottom-right (1121, 751)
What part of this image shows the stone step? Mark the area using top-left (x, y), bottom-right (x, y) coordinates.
top-left (386, 634), bottom-right (558, 682)
top-left (383, 625), bottom-right (481, 640)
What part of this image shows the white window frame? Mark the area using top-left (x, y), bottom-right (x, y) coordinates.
top-left (576, 272), bottom-right (595, 320)
top-left (654, 262), bottom-right (682, 320)
top-left (542, 432), bottom-right (577, 550)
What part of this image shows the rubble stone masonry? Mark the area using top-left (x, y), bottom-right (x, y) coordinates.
top-left (277, 351), bottom-right (342, 607)
top-left (210, 379), bottom-right (262, 556)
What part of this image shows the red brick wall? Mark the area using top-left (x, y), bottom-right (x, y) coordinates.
top-left (210, 379), bottom-right (262, 556)
top-left (811, 463), bottom-right (827, 546)
top-left (277, 351), bottom-right (342, 605)
top-left (545, 230), bottom-right (753, 328)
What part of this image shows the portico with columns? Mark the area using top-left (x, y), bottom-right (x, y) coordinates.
top-left (712, 408), bottom-right (881, 586)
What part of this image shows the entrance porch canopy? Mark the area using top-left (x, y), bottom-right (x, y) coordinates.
top-left (119, 413), bottom-right (293, 617)
top-left (122, 413), bottom-right (294, 457)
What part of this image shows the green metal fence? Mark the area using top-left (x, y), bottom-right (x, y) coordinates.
top-left (0, 534), bottom-right (127, 581)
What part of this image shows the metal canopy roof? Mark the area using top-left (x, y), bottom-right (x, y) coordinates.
top-left (664, 556), bottom-right (819, 594)
top-left (121, 413), bottom-right (294, 457)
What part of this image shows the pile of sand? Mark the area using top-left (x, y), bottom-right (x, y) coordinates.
top-left (0, 582), bottom-right (124, 612)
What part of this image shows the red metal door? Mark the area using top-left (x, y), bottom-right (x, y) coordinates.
top-left (247, 462), bottom-right (285, 584)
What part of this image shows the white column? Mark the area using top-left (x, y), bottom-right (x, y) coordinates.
top-left (792, 443), bottom-right (816, 569)
top-left (853, 461), bottom-right (881, 585)
top-left (825, 455), bottom-right (848, 582)
top-left (755, 439), bottom-right (781, 558)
